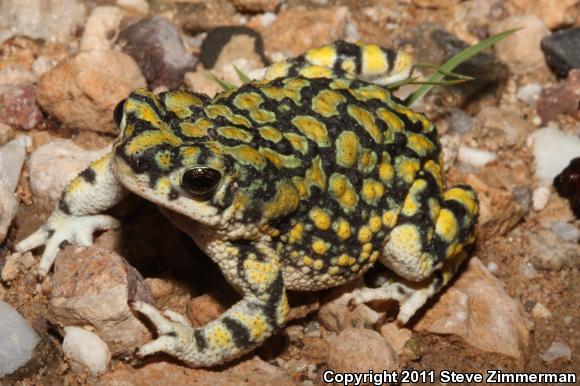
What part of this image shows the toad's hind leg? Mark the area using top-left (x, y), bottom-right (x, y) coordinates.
top-left (352, 182), bottom-right (479, 324)
top-left (134, 242), bottom-right (288, 367)
top-left (263, 40), bottom-right (414, 86)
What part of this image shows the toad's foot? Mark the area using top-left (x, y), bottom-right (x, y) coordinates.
top-left (16, 211), bottom-right (120, 277)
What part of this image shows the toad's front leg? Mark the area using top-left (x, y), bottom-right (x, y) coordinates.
top-left (16, 153), bottom-right (128, 276)
top-left (134, 241), bottom-right (288, 367)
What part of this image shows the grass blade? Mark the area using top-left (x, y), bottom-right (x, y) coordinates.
top-left (405, 28), bottom-right (520, 106)
top-left (206, 73), bottom-right (237, 91)
top-left (233, 65), bottom-right (252, 84)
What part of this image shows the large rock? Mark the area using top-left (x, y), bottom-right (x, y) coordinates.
top-left (415, 258), bottom-right (530, 362)
top-left (49, 245), bottom-right (153, 356)
top-left (62, 326), bottom-right (111, 375)
top-left (36, 50), bottom-right (146, 134)
top-left (465, 174), bottom-right (526, 240)
top-left (532, 127), bottom-right (580, 183)
top-left (0, 0), bottom-right (86, 44)
top-left (541, 27), bottom-right (580, 78)
top-left (27, 140), bottom-right (109, 205)
top-left (259, 7), bottom-right (349, 57)
top-left (96, 357), bottom-right (295, 386)
top-left (327, 328), bottom-right (399, 375)
top-left (0, 301), bottom-right (40, 377)
top-left (490, 15), bottom-right (549, 75)
top-left (118, 16), bottom-right (197, 90)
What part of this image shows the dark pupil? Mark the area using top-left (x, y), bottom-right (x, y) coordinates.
top-left (182, 167), bottom-right (221, 198)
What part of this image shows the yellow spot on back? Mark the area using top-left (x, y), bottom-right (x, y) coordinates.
top-left (292, 176), bottom-right (308, 198)
top-left (358, 226), bottom-right (373, 243)
top-left (348, 105), bottom-right (382, 143)
top-left (351, 85), bottom-right (390, 103)
top-left (395, 157), bottom-right (420, 185)
top-left (258, 126), bottom-right (283, 143)
top-left (126, 131), bottom-right (181, 155)
top-left (288, 223), bottom-right (304, 243)
top-left (337, 253), bottom-right (352, 266)
top-left (444, 187), bottom-right (478, 217)
top-left (264, 61), bottom-right (292, 80)
top-left (233, 92), bottom-right (263, 110)
top-left (329, 173), bottom-right (358, 212)
top-left (259, 147), bottom-right (301, 169)
top-left (204, 104), bottom-right (251, 127)
top-left (223, 144), bottom-right (266, 170)
top-left (312, 238), bottom-right (329, 255)
top-left (369, 215), bottom-right (382, 233)
top-left (291, 116), bottom-right (330, 147)
top-left (328, 266), bottom-right (340, 275)
top-left (335, 131), bottom-right (359, 168)
top-left (379, 157), bottom-right (395, 184)
top-left (305, 45), bottom-right (337, 68)
top-left (305, 156), bottom-right (327, 192)
top-left (299, 65), bottom-right (333, 79)
top-left (362, 44), bottom-right (389, 75)
top-left (401, 179), bottom-right (427, 217)
top-left (309, 207), bottom-right (331, 230)
top-left (162, 91), bottom-right (203, 118)
top-left (180, 118), bottom-right (213, 137)
top-left (407, 133), bottom-right (435, 156)
top-left (313, 259), bottom-right (324, 270)
top-left (358, 148), bottom-right (378, 174)
top-left (333, 219), bottom-right (351, 240)
top-left (250, 109), bottom-right (276, 123)
top-left (263, 179), bottom-right (300, 220)
top-left (436, 208), bottom-right (458, 242)
top-left (303, 256), bottom-right (313, 267)
top-left (217, 126), bottom-right (253, 142)
top-left (382, 209), bottom-right (398, 228)
top-left (312, 89), bottom-right (346, 117)
top-left (284, 133), bottom-right (309, 154)
top-left (361, 179), bottom-right (385, 205)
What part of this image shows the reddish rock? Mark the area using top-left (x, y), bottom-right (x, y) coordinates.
top-left (470, 106), bottom-right (528, 151)
top-left (537, 69), bottom-right (580, 124)
top-left (512, 0), bottom-right (579, 30)
top-left (328, 328), bottom-right (399, 375)
top-left (379, 322), bottom-right (413, 357)
top-left (260, 7), bottom-right (349, 57)
top-left (187, 293), bottom-right (228, 328)
top-left (49, 245), bottom-right (153, 356)
top-left (465, 174), bottom-right (526, 240)
top-left (0, 84), bottom-right (43, 130)
top-left (36, 50), bottom-right (146, 134)
top-left (415, 258), bottom-right (530, 362)
top-left (96, 357), bottom-right (294, 386)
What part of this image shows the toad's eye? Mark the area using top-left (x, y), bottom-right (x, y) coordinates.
top-left (181, 167), bottom-right (222, 200)
top-left (113, 98), bottom-right (127, 128)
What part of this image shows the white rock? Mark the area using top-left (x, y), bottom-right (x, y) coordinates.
top-left (521, 261), bottom-right (538, 279)
top-left (516, 83), bottom-right (542, 106)
top-left (28, 140), bottom-right (110, 204)
top-left (80, 6), bottom-right (124, 52)
top-left (457, 145), bottom-right (496, 167)
top-left (0, 300), bottom-right (40, 377)
top-left (116, 0), bottom-right (149, 15)
top-left (1, 252), bottom-right (21, 282)
top-left (0, 184), bottom-right (17, 243)
top-left (62, 326), bottom-right (111, 375)
top-left (532, 186), bottom-right (551, 211)
top-left (531, 302), bottom-right (552, 320)
top-left (0, 136), bottom-right (28, 192)
top-left (549, 221), bottom-right (579, 242)
top-left (532, 127), bottom-right (580, 182)
top-left (540, 341), bottom-right (572, 363)
top-left (259, 12), bottom-right (277, 27)
top-left (0, 0), bottom-right (86, 44)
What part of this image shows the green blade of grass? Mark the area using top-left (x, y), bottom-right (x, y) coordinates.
top-left (414, 63), bottom-right (474, 80)
top-left (206, 73), bottom-right (237, 91)
top-left (405, 28), bottom-right (519, 106)
top-left (233, 65), bottom-right (252, 84)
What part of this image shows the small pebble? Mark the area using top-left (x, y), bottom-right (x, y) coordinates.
top-left (532, 186), bottom-right (551, 211)
top-left (540, 341), bottom-right (572, 363)
top-left (62, 326), bottom-right (111, 375)
top-left (486, 262), bottom-right (498, 274)
top-left (516, 83), bottom-right (542, 106)
top-left (533, 128), bottom-right (580, 182)
top-left (449, 108), bottom-right (473, 134)
top-left (521, 261), bottom-right (538, 279)
top-left (457, 146), bottom-right (496, 167)
top-left (531, 302), bottom-right (552, 320)
top-left (549, 221), bottom-right (579, 242)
